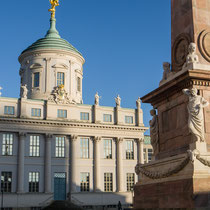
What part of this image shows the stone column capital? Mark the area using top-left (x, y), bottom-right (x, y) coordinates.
top-left (116, 137), bottom-right (124, 144)
top-left (136, 138), bottom-right (144, 144)
top-left (45, 133), bottom-right (53, 140)
top-left (44, 57), bottom-right (52, 62)
top-left (19, 132), bottom-right (27, 138)
top-left (71, 135), bottom-right (78, 141)
top-left (93, 136), bottom-right (101, 142)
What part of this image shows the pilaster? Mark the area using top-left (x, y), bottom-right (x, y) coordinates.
top-left (93, 136), bottom-right (101, 192)
top-left (44, 58), bottom-right (51, 93)
top-left (17, 132), bottom-right (26, 193)
top-left (70, 135), bottom-right (77, 192)
top-left (45, 133), bottom-right (52, 193)
top-left (116, 137), bottom-right (123, 192)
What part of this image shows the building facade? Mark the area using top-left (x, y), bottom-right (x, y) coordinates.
top-left (0, 3), bottom-right (151, 209)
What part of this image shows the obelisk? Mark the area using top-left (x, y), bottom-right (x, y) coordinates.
top-left (134, 0), bottom-right (210, 208)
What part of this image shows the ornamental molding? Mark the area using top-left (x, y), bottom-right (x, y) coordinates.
top-left (135, 154), bottom-right (190, 179)
top-left (198, 29), bottom-right (210, 62)
top-left (52, 63), bottom-right (68, 69)
top-left (135, 149), bottom-right (210, 180)
top-left (0, 118), bottom-right (147, 132)
top-left (30, 63), bottom-right (43, 69)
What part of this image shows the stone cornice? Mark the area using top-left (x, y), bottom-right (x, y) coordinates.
top-left (141, 69), bottom-right (210, 106)
top-left (0, 118), bottom-right (148, 132)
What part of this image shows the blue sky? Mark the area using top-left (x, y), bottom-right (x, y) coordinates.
top-left (0, 0), bottom-right (171, 133)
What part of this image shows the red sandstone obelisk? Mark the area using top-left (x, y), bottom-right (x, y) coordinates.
top-left (134, 0), bottom-right (210, 208)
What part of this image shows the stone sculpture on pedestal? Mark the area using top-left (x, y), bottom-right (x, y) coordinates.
top-left (136, 97), bottom-right (141, 109)
top-left (149, 109), bottom-right (159, 156)
top-left (94, 92), bottom-right (100, 106)
top-left (182, 43), bottom-right (199, 70)
top-left (115, 95), bottom-right (121, 107)
top-left (183, 88), bottom-right (209, 142)
top-left (20, 84), bottom-right (28, 99)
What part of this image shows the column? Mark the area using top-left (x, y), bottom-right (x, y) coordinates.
top-left (17, 132), bottom-right (26, 193)
top-left (45, 134), bottom-right (52, 193)
top-left (70, 135), bottom-right (77, 192)
top-left (137, 138), bottom-right (144, 164)
top-left (116, 137), bottom-right (123, 192)
top-left (93, 136), bottom-right (101, 191)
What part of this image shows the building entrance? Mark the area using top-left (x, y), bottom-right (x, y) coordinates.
top-left (54, 173), bottom-right (66, 200)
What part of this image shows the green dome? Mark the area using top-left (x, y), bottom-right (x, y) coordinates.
top-left (21, 18), bottom-right (82, 56)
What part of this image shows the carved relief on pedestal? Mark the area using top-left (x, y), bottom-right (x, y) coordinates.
top-left (172, 33), bottom-right (191, 72)
top-left (48, 84), bottom-right (76, 104)
top-left (198, 29), bottom-right (210, 62)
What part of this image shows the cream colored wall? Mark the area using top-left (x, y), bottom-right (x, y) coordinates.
top-left (0, 98), bottom-right (144, 126)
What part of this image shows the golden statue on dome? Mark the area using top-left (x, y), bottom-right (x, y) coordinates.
top-left (49, 0), bottom-right (59, 18)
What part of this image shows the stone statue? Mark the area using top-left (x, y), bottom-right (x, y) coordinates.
top-left (115, 95), bottom-right (121, 107)
top-left (162, 62), bottom-right (171, 80)
top-left (0, 87), bottom-right (2, 97)
top-left (136, 97), bottom-right (141, 109)
top-left (49, 0), bottom-right (59, 18)
top-left (95, 92), bottom-right (100, 105)
top-left (149, 109), bottom-right (159, 156)
top-left (20, 84), bottom-right (28, 99)
top-left (48, 85), bottom-right (75, 104)
top-left (182, 43), bottom-right (199, 70)
top-left (183, 88), bottom-right (209, 142)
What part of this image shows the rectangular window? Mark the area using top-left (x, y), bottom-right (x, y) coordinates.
top-left (57, 72), bottom-right (65, 86)
top-left (80, 112), bottom-right (89, 120)
top-left (2, 134), bottom-right (13, 156)
top-left (80, 172), bottom-right (90, 192)
top-left (1, 172), bottom-right (12, 192)
top-left (104, 173), bottom-right (113, 192)
top-left (148, 149), bottom-right (153, 162)
top-left (125, 116), bottom-right (133, 124)
top-left (103, 114), bottom-right (112, 122)
top-left (4, 106), bottom-right (15, 115)
top-left (29, 172), bottom-right (39, 192)
top-left (126, 140), bottom-right (134, 160)
top-left (57, 109), bottom-right (67, 118)
top-left (77, 77), bottom-right (81, 92)
top-left (104, 139), bottom-right (112, 159)
top-left (55, 137), bottom-right (65, 157)
top-left (34, 72), bottom-right (40, 87)
top-left (31, 108), bottom-right (41, 117)
top-left (80, 138), bottom-right (89, 158)
top-left (30, 136), bottom-right (40, 157)
top-left (126, 173), bottom-right (135, 191)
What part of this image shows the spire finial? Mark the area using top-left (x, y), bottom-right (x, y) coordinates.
top-left (48, 0), bottom-right (59, 19)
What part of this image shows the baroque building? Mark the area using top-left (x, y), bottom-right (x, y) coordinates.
top-left (0, 2), bottom-right (150, 209)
